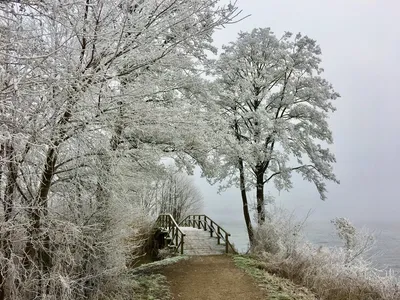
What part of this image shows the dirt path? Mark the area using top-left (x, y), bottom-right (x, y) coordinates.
top-left (162, 255), bottom-right (266, 300)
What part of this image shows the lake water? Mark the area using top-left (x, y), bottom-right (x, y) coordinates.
top-left (221, 219), bottom-right (400, 276)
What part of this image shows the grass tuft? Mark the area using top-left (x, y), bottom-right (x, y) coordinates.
top-left (132, 274), bottom-right (171, 300)
top-left (233, 255), bottom-right (317, 300)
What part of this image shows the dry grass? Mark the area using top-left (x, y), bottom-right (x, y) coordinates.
top-left (251, 208), bottom-right (400, 300)
top-left (255, 249), bottom-right (394, 300)
top-left (234, 255), bottom-right (317, 300)
top-left (97, 272), bottom-right (171, 300)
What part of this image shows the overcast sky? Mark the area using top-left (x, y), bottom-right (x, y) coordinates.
top-left (194, 0), bottom-right (400, 225)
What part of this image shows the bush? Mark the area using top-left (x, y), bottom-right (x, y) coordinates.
top-left (0, 203), bottom-right (154, 300)
top-left (251, 205), bottom-right (306, 257)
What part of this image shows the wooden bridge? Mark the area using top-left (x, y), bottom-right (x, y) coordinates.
top-left (155, 214), bottom-right (235, 255)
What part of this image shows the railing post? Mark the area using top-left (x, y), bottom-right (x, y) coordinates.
top-left (203, 215), bottom-right (207, 231)
top-left (181, 234), bottom-right (184, 254)
top-left (198, 215), bottom-right (201, 229)
top-left (210, 221), bottom-right (213, 237)
top-left (217, 227), bottom-right (221, 244)
top-left (225, 233), bottom-right (229, 253)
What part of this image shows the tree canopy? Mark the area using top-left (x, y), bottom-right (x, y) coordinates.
top-left (207, 28), bottom-right (340, 243)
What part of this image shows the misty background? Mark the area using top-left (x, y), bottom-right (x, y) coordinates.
top-left (192, 0), bottom-right (400, 227)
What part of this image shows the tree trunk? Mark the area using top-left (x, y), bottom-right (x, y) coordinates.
top-left (238, 158), bottom-right (254, 245)
top-left (255, 165), bottom-right (265, 225)
top-left (25, 146), bottom-right (57, 266)
top-left (22, 145), bottom-right (58, 298)
top-left (0, 142), bottom-right (17, 300)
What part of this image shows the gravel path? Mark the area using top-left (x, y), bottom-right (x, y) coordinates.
top-left (162, 255), bottom-right (266, 300)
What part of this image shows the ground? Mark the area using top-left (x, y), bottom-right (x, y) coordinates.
top-left (162, 255), bottom-right (267, 300)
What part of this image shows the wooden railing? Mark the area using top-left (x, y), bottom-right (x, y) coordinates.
top-left (179, 214), bottom-right (234, 253)
top-left (155, 214), bottom-right (185, 254)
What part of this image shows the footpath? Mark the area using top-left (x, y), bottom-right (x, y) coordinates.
top-left (162, 255), bottom-right (266, 300)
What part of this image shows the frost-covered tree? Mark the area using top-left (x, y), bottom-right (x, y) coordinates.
top-left (0, 1), bottom-right (240, 299)
top-left (209, 28), bottom-right (340, 243)
top-left (138, 170), bottom-right (203, 221)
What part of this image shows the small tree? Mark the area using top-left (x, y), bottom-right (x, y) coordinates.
top-left (331, 217), bottom-right (375, 264)
top-left (209, 28), bottom-right (340, 244)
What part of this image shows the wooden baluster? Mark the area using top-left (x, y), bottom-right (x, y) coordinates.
top-left (217, 227), bottom-right (221, 244)
top-left (181, 234), bottom-right (184, 254)
top-left (225, 233), bottom-right (229, 253)
top-left (198, 215), bottom-right (201, 229)
top-left (203, 215), bottom-right (207, 231)
top-left (210, 221), bottom-right (213, 237)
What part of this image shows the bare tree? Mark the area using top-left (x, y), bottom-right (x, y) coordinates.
top-left (138, 170), bottom-right (203, 222)
top-left (158, 173), bottom-right (203, 221)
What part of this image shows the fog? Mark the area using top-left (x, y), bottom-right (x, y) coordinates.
top-left (196, 0), bottom-right (400, 224)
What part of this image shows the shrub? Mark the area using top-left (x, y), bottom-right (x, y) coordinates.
top-left (251, 205), bottom-right (307, 257)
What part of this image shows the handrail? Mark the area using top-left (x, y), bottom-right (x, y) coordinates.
top-left (155, 214), bottom-right (185, 254)
top-left (179, 214), bottom-right (235, 254)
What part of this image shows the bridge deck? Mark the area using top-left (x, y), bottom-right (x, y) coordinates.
top-left (181, 227), bottom-right (226, 255)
